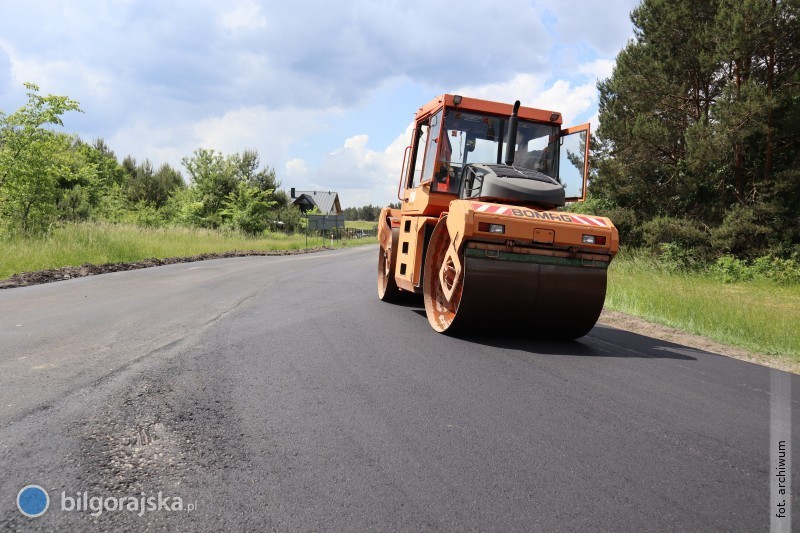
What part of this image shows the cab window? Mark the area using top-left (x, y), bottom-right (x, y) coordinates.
top-left (420, 110), bottom-right (442, 184)
top-left (410, 121), bottom-right (429, 188)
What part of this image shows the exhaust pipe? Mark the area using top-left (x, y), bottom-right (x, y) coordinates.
top-left (504, 100), bottom-right (521, 166)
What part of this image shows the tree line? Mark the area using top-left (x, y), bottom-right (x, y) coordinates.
top-left (0, 84), bottom-right (306, 236)
top-left (342, 204), bottom-right (400, 222)
top-left (589, 0), bottom-right (799, 261)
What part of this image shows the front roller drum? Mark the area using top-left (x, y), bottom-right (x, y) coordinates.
top-left (423, 219), bottom-right (465, 332)
top-left (377, 226), bottom-right (401, 301)
top-left (423, 219), bottom-right (609, 339)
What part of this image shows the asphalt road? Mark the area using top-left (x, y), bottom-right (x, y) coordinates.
top-left (0, 245), bottom-right (797, 531)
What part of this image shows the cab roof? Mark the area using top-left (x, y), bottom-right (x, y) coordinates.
top-left (415, 94), bottom-right (563, 125)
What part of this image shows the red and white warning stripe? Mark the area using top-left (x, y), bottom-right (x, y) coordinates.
top-left (470, 201), bottom-right (609, 227)
top-left (569, 214), bottom-right (608, 227)
top-left (471, 202), bottom-right (511, 215)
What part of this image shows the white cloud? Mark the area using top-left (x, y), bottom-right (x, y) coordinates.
top-left (455, 75), bottom-right (597, 126)
top-left (0, 0), bottom-right (555, 113)
top-left (107, 105), bottom-right (342, 180)
top-left (222, 1), bottom-right (268, 32)
top-left (1, 40), bottom-right (114, 104)
top-left (284, 158), bottom-right (309, 178)
top-left (578, 59), bottom-right (616, 83)
top-left (106, 119), bottom-right (192, 172)
top-left (0, 42), bottom-right (15, 93)
top-left (343, 135), bottom-right (369, 151)
top-left (307, 125), bottom-right (412, 207)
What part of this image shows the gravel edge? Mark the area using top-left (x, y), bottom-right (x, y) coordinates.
top-left (598, 309), bottom-right (798, 374)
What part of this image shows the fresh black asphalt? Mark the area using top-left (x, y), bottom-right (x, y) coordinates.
top-left (0, 245), bottom-right (797, 530)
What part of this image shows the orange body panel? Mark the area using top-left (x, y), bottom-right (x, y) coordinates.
top-left (395, 215), bottom-right (438, 292)
top-left (446, 200), bottom-right (619, 258)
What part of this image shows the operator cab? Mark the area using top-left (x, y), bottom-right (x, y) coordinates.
top-left (398, 95), bottom-right (590, 213)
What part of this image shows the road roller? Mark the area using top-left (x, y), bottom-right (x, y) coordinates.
top-left (377, 94), bottom-right (619, 338)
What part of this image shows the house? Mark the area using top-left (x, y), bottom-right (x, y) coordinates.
top-left (289, 188), bottom-right (342, 215)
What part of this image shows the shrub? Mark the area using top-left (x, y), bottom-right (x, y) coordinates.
top-left (58, 185), bottom-right (92, 221)
top-left (710, 255), bottom-right (800, 284)
top-left (658, 242), bottom-right (700, 270)
top-left (269, 205), bottom-right (304, 233)
top-left (606, 207), bottom-right (641, 247)
top-left (131, 202), bottom-right (162, 228)
top-left (220, 185), bottom-right (276, 235)
top-left (93, 184), bottom-right (130, 223)
top-left (710, 255), bottom-right (753, 283)
top-left (751, 256), bottom-right (800, 284)
top-left (641, 216), bottom-right (711, 264)
top-left (710, 205), bottom-right (772, 259)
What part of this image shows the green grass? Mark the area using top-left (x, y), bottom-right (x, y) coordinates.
top-left (0, 222), bottom-right (376, 280)
top-left (606, 250), bottom-right (800, 361)
top-left (345, 220), bottom-right (379, 230)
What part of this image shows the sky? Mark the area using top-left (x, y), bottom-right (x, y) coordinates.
top-left (0, 0), bottom-right (640, 208)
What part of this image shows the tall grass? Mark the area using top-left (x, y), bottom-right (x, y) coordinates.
top-left (606, 249), bottom-right (800, 360)
top-left (0, 222), bottom-right (375, 280)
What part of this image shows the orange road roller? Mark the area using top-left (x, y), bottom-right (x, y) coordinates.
top-left (378, 94), bottom-right (619, 338)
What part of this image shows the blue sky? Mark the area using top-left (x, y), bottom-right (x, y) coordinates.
top-left (0, 0), bottom-right (640, 207)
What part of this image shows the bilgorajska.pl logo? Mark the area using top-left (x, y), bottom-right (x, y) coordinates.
top-left (61, 491), bottom-right (196, 517)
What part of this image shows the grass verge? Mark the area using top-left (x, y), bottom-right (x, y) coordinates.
top-left (345, 220), bottom-right (379, 230)
top-left (606, 250), bottom-right (800, 363)
top-left (0, 222), bottom-right (376, 280)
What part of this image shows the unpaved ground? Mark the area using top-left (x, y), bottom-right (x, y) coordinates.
top-left (598, 309), bottom-right (799, 374)
top-left (0, 247), bottom-right (327, 289)
top-left (1, 249), bottom-right (793, 373)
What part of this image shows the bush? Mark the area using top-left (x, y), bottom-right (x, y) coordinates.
top-left (93, 184), bottom-right (131, 223)
top-left (130, 202), bottom-right (163, 228)
top-left (751, 256), bottom-right (800, 284)
top-left (710, 205), bottom-right (772, 259)
top-left (710, 255), bottom-right (800, 284)
top-left (220, 185), bottom-right (276, 235)
top-left (58, 185), bottom-right (92, 221)
top-left (641, 216), bottom-right (711, 264)
top-left (709, 255), bottom-right (753, 283)
top-left (269, 205), bottom-right (304, 233)
top-left (658, 242), bottom-right (700, 270)
top-left (606, 207), bottom-right (641, 247)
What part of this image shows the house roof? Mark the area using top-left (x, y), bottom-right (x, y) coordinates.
top-left (292, 190), bottom-right (341, 214)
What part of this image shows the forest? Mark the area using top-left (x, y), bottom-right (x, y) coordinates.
top-left (587, 0), bottom-right (799, 266)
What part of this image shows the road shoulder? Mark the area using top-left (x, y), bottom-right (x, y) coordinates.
top-left (598, 309), bottom-right (798, 374)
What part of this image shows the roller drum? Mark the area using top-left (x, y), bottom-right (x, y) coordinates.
top-left (423, 220), bottom-right (608, 338)
top-left (457, 257), bottom-right (607, 338)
